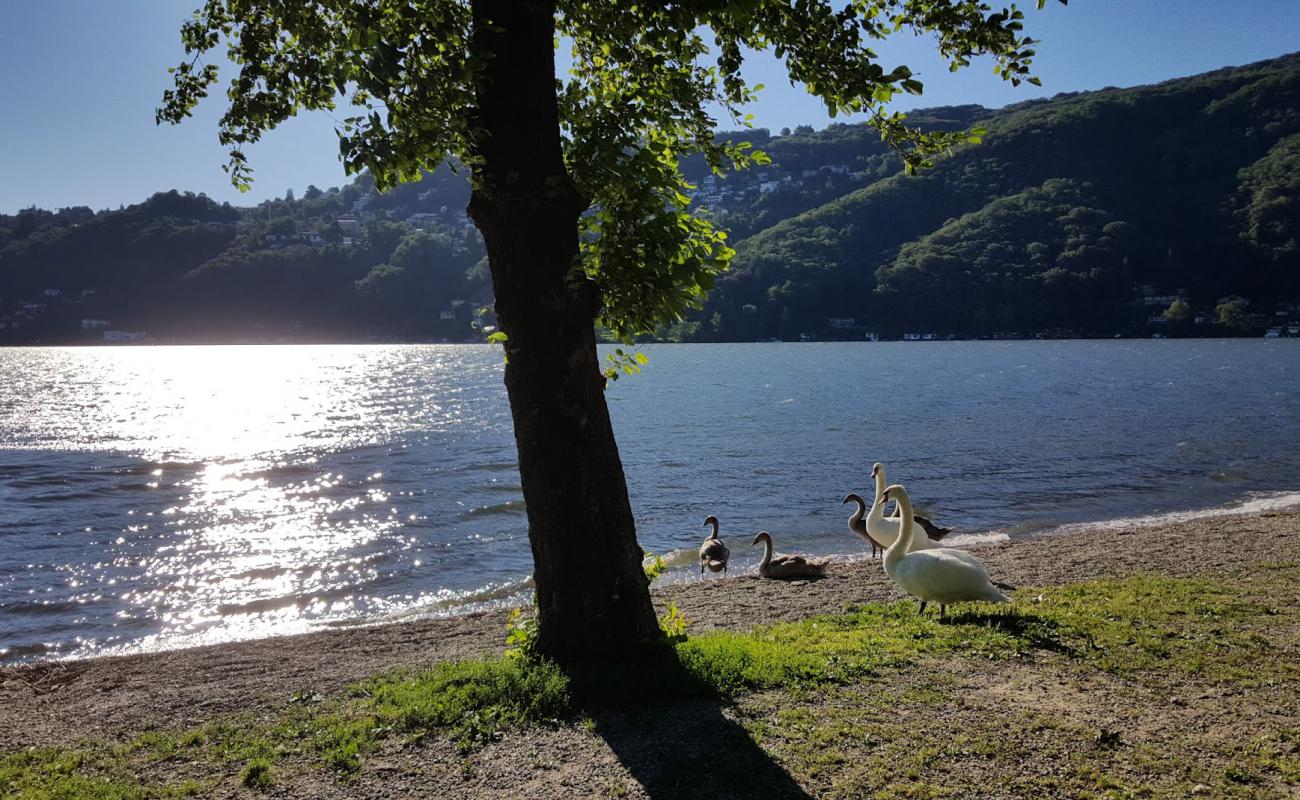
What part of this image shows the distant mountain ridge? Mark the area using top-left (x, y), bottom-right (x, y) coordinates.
top-left (702, 52), bottom-right (1300, 340)
top-left (2, 53), bottom-right (1297, 344)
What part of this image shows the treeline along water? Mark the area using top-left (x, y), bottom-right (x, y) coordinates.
top-left (1, 341), bottom-right (1298, 662)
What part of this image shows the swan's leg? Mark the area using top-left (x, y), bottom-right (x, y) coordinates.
top-left (940, 604), bottom-right (947, 618)
top-left (918, 600), bottom-right (927, 615)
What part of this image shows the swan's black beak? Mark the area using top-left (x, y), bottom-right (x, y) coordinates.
top-left (841, 495), bottom-right (851, 505)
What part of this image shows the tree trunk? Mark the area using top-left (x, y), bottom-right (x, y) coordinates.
top-left (466, 0), bottom-right (662, 665)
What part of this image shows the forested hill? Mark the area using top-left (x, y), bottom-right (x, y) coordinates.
top-left (702, 53), bottom-right (1300, 341)
top-left (2, 54), bottom-right (1298, 345)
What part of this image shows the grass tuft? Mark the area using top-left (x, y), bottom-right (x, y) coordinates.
top-left (240, 759), bottom-right (273, 789)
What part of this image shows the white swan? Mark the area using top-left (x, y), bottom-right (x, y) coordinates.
top-left (880, 484), bottom-right (1011, 616)
top-left (699, 515), bottom-right (730, 577)
top-left (862, 462), bottom-right (952, 556)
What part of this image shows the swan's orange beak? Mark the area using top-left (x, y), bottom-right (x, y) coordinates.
top-left (877, 493), bottom-right (889, 506)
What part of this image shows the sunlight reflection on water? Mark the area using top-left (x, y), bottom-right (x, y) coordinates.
top-left (2, 340), bottom-right (1299, 662)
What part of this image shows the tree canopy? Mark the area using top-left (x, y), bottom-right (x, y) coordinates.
top-left (160, 0), bottom-right (1063, 342)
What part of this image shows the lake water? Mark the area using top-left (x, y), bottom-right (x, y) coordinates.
top-left (2, 340), bottom-right (1299, 663)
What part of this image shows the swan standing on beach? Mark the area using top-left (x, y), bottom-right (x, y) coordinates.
top-left (880, 484), bottom-right (1011, 616)
top-left (752, 531), bottom-right (829, 580)
top-left (842, 493), bottom-right (888, 557)
top-left (699, 515), bottom-right (730, 577)
top-left (859, 463), bottom-right (952, 557)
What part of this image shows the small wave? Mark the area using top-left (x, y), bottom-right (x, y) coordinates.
top-left (1, 598), bottom-right (87, 616)
top-left (943, 531), bottom-right (1012, 547)
top-left (462, 499), bottom-right (526, 517)
top-left (1047, 490), bottom-right (1300, 537)
top-left (360, 574), bottom-right (536, 624)
top-left (0, 640), bottom-right (57, 660)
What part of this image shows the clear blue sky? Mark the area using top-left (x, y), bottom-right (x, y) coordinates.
top-left (2, 1), bottom-right (1298, 214)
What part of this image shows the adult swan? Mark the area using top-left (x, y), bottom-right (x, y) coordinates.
top-left (880, 484), bottom-right (1011, 616)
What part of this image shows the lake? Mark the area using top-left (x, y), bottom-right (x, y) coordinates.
top-left (2, 340), bottom-right (1298, 663)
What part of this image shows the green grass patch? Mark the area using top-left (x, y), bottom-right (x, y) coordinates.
top-left (358, 656), bottom-right (570, 752)
top-left (676, 599), bottom-right (1025, 695)
top-left (1012, 573), bottom-right (1296, 684)
top-left (2, 570), bottom-right (1294, 797)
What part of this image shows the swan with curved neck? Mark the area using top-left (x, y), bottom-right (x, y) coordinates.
top-left (699, 515), bottom-right (730, 577)
top-left (752, 531), bottom-right (828, 580)
top-left (880, 484), bottom-right (1009, 616)
top-left (861, 463), bottom-right (952, 556)
top-left (841, 493), bottom-right (887, 557)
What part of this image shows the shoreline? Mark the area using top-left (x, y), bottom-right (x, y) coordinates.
top-left (11, 487), bottom-right (1300, 668)
top-left (2, 507), bottom-right (1296, 752)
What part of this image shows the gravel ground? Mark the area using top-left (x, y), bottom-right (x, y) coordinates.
top-left (1, 508), bottom-right (1296, 799)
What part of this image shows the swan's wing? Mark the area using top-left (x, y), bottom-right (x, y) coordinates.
top-left (928, 548), bottom-right (990, 578)
top-left (771, 554), bottom-right (828, 577)
top-left (700, 539), bottom-right (729, 562)
top-left (773, 554), bottom-right (829, 569)
top-left (895, 548), bottom-right (1001, 600)
top-left (866, 515), bottom-right (900, 546)
top-left (914, 515), bottom-right (953, 541)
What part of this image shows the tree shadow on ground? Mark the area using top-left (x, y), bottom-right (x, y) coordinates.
top-left (574, 648), bottom-right (812, 800)
top-left (942, 609), bottom-right (1077, 655)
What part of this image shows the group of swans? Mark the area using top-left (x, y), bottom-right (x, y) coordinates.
top-left (843, 463), bottom-right (952, 558)
top-left (697, 462), bottom-right (1011, 615)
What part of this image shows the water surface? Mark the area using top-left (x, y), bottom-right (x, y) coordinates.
top-left (2, 341), bottom-right (1298, 662)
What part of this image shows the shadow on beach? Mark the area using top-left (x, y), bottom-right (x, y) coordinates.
top-left (574, 651), bottom-right (812, 800)
top-left (591, 701), bottom-right (811, 800)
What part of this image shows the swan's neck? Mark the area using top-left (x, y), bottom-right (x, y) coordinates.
top-left (884, 493), bottom-right (915, 567)
top-left (758, 537), bottom-right (773, 569)
top-left (874, 469), bottom-right (886, 502)
top-left (707, 518), bottom-right (720, 540)
top-left (866, 484), bottom-right (886, 526)
top-left (847, 497), bottom-right (865, 529)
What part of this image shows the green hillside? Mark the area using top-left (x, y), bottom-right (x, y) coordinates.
top-left (702, 53), bottom-right (1300, 340)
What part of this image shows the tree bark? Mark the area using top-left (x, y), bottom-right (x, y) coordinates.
top-left (466, 0), bottom-right (662, 665)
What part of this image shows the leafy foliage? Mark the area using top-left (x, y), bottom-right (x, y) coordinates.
top-left (641, 549), bottom-right (667, 583)
top-left (156, 0), bottom-right (1063, 342)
